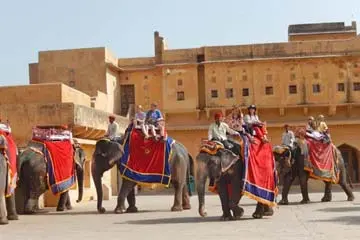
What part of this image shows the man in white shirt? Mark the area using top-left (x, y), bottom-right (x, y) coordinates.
top-left (281, 124), bottom-right (295, 149)
top-left (208, 112), bottom-right (241, 155)
top-left (105, 114), bottom-right (120, 140)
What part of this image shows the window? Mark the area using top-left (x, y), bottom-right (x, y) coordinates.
top-left (211, 76), bottom-right (216, 83)
top-left (242, 88), bottom-right (249, 96)
top-left (355, 73), bottom-right (359, 78)
top-left (177, 79), bottom-right (183, 86)
top-left (227, 76), bottom-right (232, 83)
top-left (353, 82), bottom-right (360, 91)
top-left (312, 84), bottom-right (321, 93)
top-left (313, 72), bottom-right (319, 79)
top-left (289, 85), bottom-right (297, 94)
top-left (337, 83), bottom-right (345, 92)
top-left (211, 90), bottom-right (218, 98)
top-left (144, 75), bottom-right (148, 79)
top-left (225, 88), bottom-right (234, 98)
top-left (354, 63), bottom-right (358, 68)
top-left (290, 73), bottom-right (296, 81)
top-left (265, 86), bottom-right (274, 95)
top-left (242, 75), bottom-right (247, 81)
top-left (266, 74), bottom-right (272, 81)
top-left (176, 91), bottom-right (185, 101)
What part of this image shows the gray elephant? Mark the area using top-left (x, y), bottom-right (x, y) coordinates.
top-left (92, 139), bottom-right (193, 214)
top-left (196, 150), bottom-right (274, 220)
top-left (15, 142), bottom-right (86, 214)
top-left (0, 136), bottom-right (18, 225)
top-left (273, 142), bottom-right (354, 205)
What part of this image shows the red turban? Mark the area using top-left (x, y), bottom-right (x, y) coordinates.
top-left (214, 112), bottom-right (223, 120)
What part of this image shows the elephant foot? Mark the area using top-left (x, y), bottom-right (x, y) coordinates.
top-left (66, 205), bottom-right (73, 210)
top-left (56, 207), bottom-right (65, 212)
top-left (182, 204), bottom-right (191, 210)
top-left (0, 217), bottom-right (8, 225)
top-left (76, 199), bottom-right (82, 203)
top-left (114, 206), bottom-right (126, 214)
top-left (97, 207), bottom-right (106, 214)
top-left (199, 207), bottom-right (207, 217)
top-left (252, 212), bottom-right (263, 219)
top-left (7, 214), bottom-right (19, 221)
top-left (171, 205), bottom-right (183, 212)
top-left (24, 209), bottom-right (36, 215)
top-left (220, 213), bottom-right (234, 221)
top-left (300, 199), bottom-right (310, 204)
top-left (278, 199), bottom-right (289, 205)
top-left (252, 203), bottom-right (264, 219)
top-left (232, 206), bottom-right (244, 220)
top-left (321, 195), bottom-right (332, 202)
top-left (126, 206), bottom-right (138, 213)
top-left (263, 206), bottom-right (274, 217)
top-left (347, 195), bottom-right (355, 201)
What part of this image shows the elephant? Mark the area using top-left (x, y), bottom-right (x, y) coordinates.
top-left (273, 142), bottom-right (354, 205)
top-left (15, 143), bottom-right (86, 214)
top-left (196, 150), bottom-right (274, 221)
top-left (0, 137), bottom-right (19, 225)
top-left (92, 139), bottom-right (194, 214)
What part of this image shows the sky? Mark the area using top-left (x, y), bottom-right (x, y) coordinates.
top-left (0, 0), bottom-right (359, 86)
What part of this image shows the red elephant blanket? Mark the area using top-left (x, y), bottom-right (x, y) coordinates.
top-left (0, 131), bottom-right (17, 197)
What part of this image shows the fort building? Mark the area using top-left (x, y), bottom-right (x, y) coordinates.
top-left (3, 21), bottom-right (360, 205)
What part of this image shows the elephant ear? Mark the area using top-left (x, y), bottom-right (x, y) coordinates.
top-left (219, 149), bottom-right (239, 173)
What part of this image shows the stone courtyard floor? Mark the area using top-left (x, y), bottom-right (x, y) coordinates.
top-left (1, 191), bottom-right (360, 240)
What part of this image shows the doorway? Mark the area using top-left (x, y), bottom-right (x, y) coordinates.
top-left (120, 84), bottom-right (135, 116)
top-left (338, 144), bottom-right (360, 183)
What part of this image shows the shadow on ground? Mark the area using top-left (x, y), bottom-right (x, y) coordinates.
top-left (24, 209), bottom-right (170, 216)
top-left (116, 216), bottom-right (258, 225)
top-left (310, 216), bottom-right (360, 225)
top-left (316, 206), bottom-right (360, 213)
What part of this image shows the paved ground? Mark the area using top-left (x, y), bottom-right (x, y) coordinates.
top-left (1, 191), bottom-right (360, 240)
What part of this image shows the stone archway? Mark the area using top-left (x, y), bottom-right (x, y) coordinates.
top-left (338, 144), bottom-right (360, 183)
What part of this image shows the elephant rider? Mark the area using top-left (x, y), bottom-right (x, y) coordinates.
top-left (281, 124), bottom-right (295, 149)
top-left (208, 112), bottom-right (241, 156)
top-left (316, 114), bottom-right (331, 143)
top-left (145, 102), bottom-right (166, 141)
top-left (133, 105), bottom-right (151, 139)
top-left (104, 114), bottom-right (120, 141)
top-left (306, 116), bottom-right (316, 133)
top-left (225, 106), bottom-right (254, 143)
top-left (243, 104), bottom-right (269, 143)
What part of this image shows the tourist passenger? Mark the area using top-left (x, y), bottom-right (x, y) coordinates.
top-left (208, 112), bottom-right (241, 155)
top-left (316, 115), bottom-right (328, 134)
top-left (225, 106), bottom-right (254, 142)
top-left (105, 114), bottom-right (120, 141)
top-left (281, 124), bottom-right (295, 149)
top-left (243, 105), bottom-right (269, 143)
top-left (145, 102), bottom-right (166, 140)
top-left (133, 105), bottom-right (150, 139)
top-left (306, 116), bottom-right (316, 133)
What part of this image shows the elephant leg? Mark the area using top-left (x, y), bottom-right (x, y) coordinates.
top-left (299, 171), bottom-right (310, 204)
top-left (228, 166), bottom-right (244, 220)
top-left (217, 177), bottom-right (233, 221)
top-left (24, 197), bottom-right (39, 214)
top-left (321, 181), bottom-right (332, 202)
top-left (338, 173), bottom-right (354, 201)
top-left (279, 172), bottom-right (295, 205)
top-left (6, 195), bottom-right (18, 220)
top-left (56, 192), bottom-right (68, 212)
top-left (0, 193), bottom-right (8, 225)
top-left (171, 180), bottom-right (184, 212)
top-left (182, 184), bottom-right (191, 210)
top-left (252, 202), bottom-right (265, 219)
top-left (65, 192), bottom-right (72, 210)
top-left (114, 179), bottom-right (137, 214)
top-left (263, 205), bottom-right (274, 217)
top-left (126, 188), bottom-right (138, 213)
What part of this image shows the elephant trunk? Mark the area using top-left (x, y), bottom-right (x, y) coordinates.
top-left (91, 160), bottom-right (105, 213)
top-left (196, 160), bottom-right (208, 217)
top-left (76, 164), bottom-right (84, 203)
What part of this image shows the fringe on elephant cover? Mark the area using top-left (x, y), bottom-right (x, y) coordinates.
top-left (119, 126), bottom-right (175, 186)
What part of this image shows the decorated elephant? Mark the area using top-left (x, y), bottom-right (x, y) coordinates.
top-left (0, 135), bottom-right (18, 225)
top-left (15, 142), bottom-right (86, 214)
top-left (196, 149), bottom-right (274, 220)
top-left (273, 142), bottom-right (354, 205)
top-left (92, 138), bottom-right (194, 214)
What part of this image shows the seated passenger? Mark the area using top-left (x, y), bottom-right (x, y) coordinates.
top-left (243, 105), bottom-right (269, 143)
top-left (225, 106), bottom-right (254, 142)
top-left (145, 102), bottom-right (166, 141)
top-left (133, 105), bottom-right (150, 139)
top-left (306, 116), bottom-right (316, 133)
top-left (317, 114), bottom-right (331, 143)
top-left (208, 112), bottom-right (241, 156)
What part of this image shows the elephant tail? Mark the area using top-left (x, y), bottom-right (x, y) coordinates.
top-left (186, 154), bottom-right (195, 196)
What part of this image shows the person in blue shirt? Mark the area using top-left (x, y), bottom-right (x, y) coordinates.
top-left (145, 102), bottom-right (166, 140)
